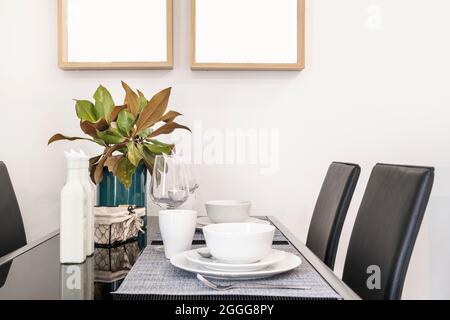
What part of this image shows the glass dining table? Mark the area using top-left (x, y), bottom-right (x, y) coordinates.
top-left (0, 216), bottom-right (359, 300)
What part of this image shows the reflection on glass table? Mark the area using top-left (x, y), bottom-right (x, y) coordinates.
top-left (60, 257), bottom-right (94, 300)
top-left (61, 240), bottom-right (144, 300)
top-left (0, 232), bottom-right (147, 300)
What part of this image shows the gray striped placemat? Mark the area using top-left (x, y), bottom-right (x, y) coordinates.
top-left (113, 244), bottom-right (341, 300)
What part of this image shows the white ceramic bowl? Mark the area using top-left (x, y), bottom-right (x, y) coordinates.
top-left (203, 223), bottom-right (275, 264)
top-left (205, 200), bottom-right (251, 223)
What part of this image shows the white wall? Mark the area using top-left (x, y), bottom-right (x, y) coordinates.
top-left (1, 0), bottom-right (450, 299)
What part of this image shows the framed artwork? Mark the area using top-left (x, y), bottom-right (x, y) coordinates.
top-left (58, 0), bottom-right (173, 70)
top-left (191, 0), bottom-right (305, 71)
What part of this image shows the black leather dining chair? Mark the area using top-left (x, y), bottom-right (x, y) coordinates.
top-left (306, 162), bottom-right (360, 269)
top-left (0, 162), bottom-right (27, 257)
top-left (342, 163), bottom-right (434, 300)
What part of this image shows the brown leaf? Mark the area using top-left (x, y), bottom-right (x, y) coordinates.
top-left (80, 119), bottom-right (108, 137)
top-left (104, 155), bottom-right (124, 175)
top-left (121, 81), bottom-right (139, 117)
top-left (149, 122), bottom-right (191, 138)
top-left (89, 155), bottom-right (102, 168)
top-left (160, 110), bottom-right (182, 123)
top-left (47, 134), bottom-right (92, 145)
top-left (80, 122), bottom-right (97, 137)
top-left (142, 158), bottom-right (154, 175)
top-left (89, 142), bottom-right (128, 185)
top-left (109, 105), bottom-right (127, 122)
top-left (135, 87), bottom-right (171, 133)
top-left (90, 163), bottom-right (97, 184)
top-left (94, 156), bottom-right (107, 184)
top-left (89, 156), bottom-right (102, 184)
top-left (137, 90), bottom-right (145, 98)
top-left (140, 144), bottom-right (155, 173)
top-left (105, 143), bottom-right (127, 157)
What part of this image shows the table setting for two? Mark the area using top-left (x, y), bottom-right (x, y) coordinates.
top-left (159, 201), bottom-right (305, 291)
top-left (114, 198), bottom-right (343, 299)
top-left (139, 155), bottom-right (307, 294)
top-left (110, 155), bottom-right (343, 299)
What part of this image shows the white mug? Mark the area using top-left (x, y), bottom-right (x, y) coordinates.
top-left (159, 209), bottom-right (197, 259)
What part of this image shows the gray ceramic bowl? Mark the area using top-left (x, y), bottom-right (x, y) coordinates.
top-left (205, 200), bottom-right (251, 223)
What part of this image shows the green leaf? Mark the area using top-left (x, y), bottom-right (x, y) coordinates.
top-left (96, 128), bottom-right (126, 145)
top-left (138, 96), bottom-right (148, 113)
top-left (116, 157), bottom-right (136, 188)
top-left (127, 142), bottom-right (142, 167)
top-left (93, 85), bottom-right (115, 123)
top-left (75, 100), bottom-right (97, 122)
top-left (117, 110), bottom-right (135, 136)
top-left (148, 139), bottom-right (174, 148)
top-left (117, 147), bottom-right (128, 154)
top-left (137, 127), bottom-right (153, 139)
top-left (93, 138), bottom-right (107, 147)
top-left (144, 142), bottom-right (172, 155)
top-left (139, 144), bottom-right (155, 171)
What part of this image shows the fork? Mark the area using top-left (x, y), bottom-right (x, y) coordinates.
top-left (197, 274), bottom-right (311, 291)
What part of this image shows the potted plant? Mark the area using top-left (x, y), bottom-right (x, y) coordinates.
top-left (48, 81), bottom-right (190, 207)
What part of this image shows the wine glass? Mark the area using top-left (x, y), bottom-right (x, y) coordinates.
top-left (171, 150), bottom-right (199, 194)
top-left (181, 161), bottom-right (199, 210)
top-left (150, 155), bottom-right (189, 209)
top-left (185, 162), bottom-right (199, 195)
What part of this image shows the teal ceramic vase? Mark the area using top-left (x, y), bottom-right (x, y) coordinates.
top-left (97, 163), bottom-right (147, 207)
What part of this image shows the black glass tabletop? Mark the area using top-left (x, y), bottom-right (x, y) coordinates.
top-left (0, 216), bottom-right (359, 300)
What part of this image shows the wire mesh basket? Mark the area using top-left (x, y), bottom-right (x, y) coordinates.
top-left (94, 240), bottom-right (142, 283)
top-left (94, 240), bottom-right (141, 272)
top-left (94, 206), bottom-right (145, 247)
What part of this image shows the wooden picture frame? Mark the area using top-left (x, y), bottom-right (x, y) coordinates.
top-left (58, 0), bottom-right (173, 70)
top-left (191, 0), bottom-right (305, 71)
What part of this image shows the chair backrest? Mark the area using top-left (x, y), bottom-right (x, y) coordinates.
top-left (306, 162), bottom-right (360, 269)
top-left (0, 162), bottom-right (27, 257)
top-left (342, 163), bottom-right (434, 300)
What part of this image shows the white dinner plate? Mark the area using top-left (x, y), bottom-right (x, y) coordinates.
top-left (185, 248), bottom-right (286, 272)
top-left (170, 250), bottom-right (301, 280)
top-left (196, 216), bottom-right (270, 228)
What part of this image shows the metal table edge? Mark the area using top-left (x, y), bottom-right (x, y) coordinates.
top-left (0, 229), bottom-right (59, 266)
top-left (267, 216), bottom-right (361, 300)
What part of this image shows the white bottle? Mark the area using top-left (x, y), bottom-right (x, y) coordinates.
top-left (79, 151), bottom-right (95, 256)
top-left (60, 151), bottom-right (87, 263)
